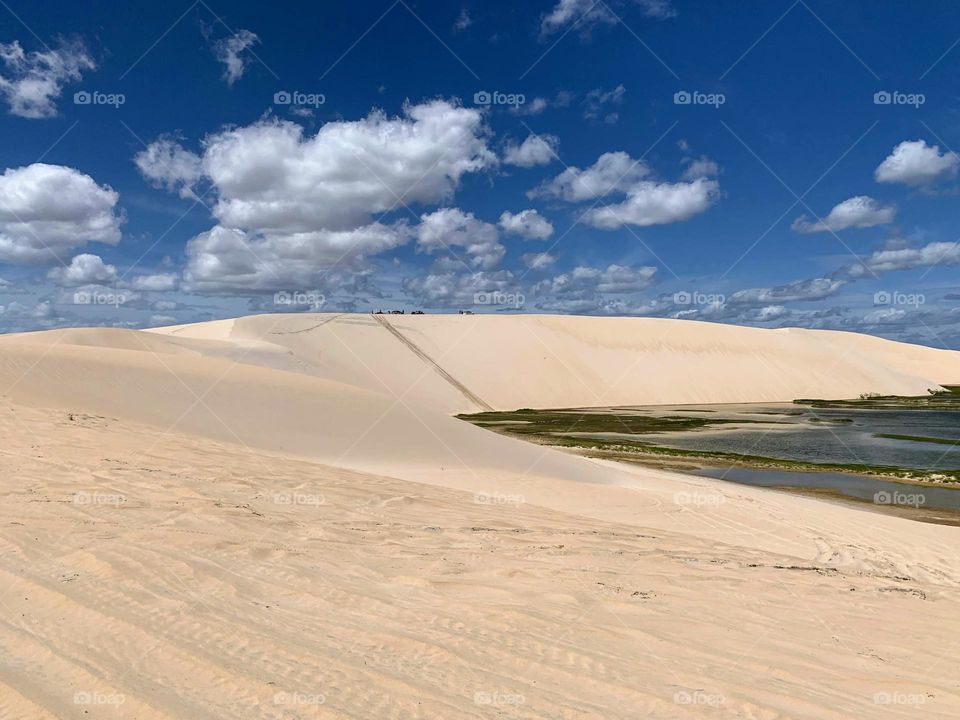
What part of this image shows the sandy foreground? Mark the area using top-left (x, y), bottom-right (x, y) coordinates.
top-left (0, 313), bottom-right (958, 718)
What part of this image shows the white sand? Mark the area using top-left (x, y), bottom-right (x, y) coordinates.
top-left (0, 313), bottom-right (957, 718)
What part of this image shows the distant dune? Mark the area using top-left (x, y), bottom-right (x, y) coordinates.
top-left (0, 314), bottom-right (958, 718)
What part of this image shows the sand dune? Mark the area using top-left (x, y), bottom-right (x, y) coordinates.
top-left (0, 313), bottom-right (958, 718)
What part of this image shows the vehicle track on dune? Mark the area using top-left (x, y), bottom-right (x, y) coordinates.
top-left (371, 314), bottom-right (493, 411)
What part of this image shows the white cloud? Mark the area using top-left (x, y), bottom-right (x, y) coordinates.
top-left (213, 29), bottom-right (260, 86)
top-left (403, 269), bottom-right (516, 305)
top-left (126, 272), bottom-right (179, 292)
top-left (583, 84), bottom-right (625, 124)
top-left (728, 277), bottom-right (846, 306)
top-left (791, 195), bottom-right (896, 234)
top-left (47, 253), bottom-right (117, 286)
top-left (681, 155), bottom-right (720, 180)
top-left (0, 38), bottom-right (94, 118)
top-left (148, 314), bottom-right (178, 326)
top-left (875, 140), bottom-right (959, 187)
top-left (499, 209), bottom-right (553, 239)
top-left (535, 264), bottom-right (657, 295)
top-left (582, 177), bottom-right (718, 229)
top-left (185, 223), bottom-right (409, 293)
top-left (533, 151), bottom-right (649, 201)
top-left (503, 134), bottom-right (558, 167)
top-left (540, 0), bottom-right (674, 36)
top-left (453, 8), bottom-right (472, 32)
top-left (166, 100), bottom-right (493, 291)
top-left (534, 151), bottom-right (717, 229)
top-left (860, 240), bottom-right (960, 273)
top-left (416, 208), bottom-right (504, 270)
top-left (522, 252), bottom-right (555, 270)
top-left (510, 97), bottom-right (548, 116)
top-left (0, 163), bottom-right (122, 264)
top-left (134, 136), bottom-right (203, 199)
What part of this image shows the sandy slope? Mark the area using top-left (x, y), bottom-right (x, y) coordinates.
top-left (0, 313), bottom-right (958, 718)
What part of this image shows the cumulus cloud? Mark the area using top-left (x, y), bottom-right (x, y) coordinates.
top-left (540, 0), bottom-right (674, 36)
top-left (503, 133), bottom-right (559, 167)
top-left (213, 29), bottom-right (260, 86)
top-left (0, 163), bottom-right (122, 264)
top-left (681, 156), bottom-right (720, 181)
top-left (125, 272), bottom-right (179, 292)
top-left (134, 136), bottom-right (203, 199)
top-left (857, 240), bottom-right (960, 273)
top-left (522, 251), bottom-right (555, 270)
top-left (0, 38), bottom-right (95, 118)
top-left (47, 253), bottom-right (117, 286)
top-left (185, 223), bottom-right (410, 292)
top-left (791, 195), bottom-right (896, 234)
top-left (155, 100), bottom-right (493, 292)
top-left (403, 269), bottom-right (517, 306)
top-left (875, 140), bottom-right (959, 187)
top-left (534, 263), bottom-right (657, 296)
top-left (583, 84), bottom-right (625, 124)
top-left (416, 208), bottom-right (504, 270)
top-left (498, 209), bottom-right (553, 240)
top-left (728, 277), bottom-right (847, 306)
top-left (534, 151), bottom-right (718, 229)
top-left (532, 151), bottom-right (648, 201)
top-left (582, 177), bottom-right (718, 229)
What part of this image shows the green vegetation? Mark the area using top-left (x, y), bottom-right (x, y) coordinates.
top-left (457, 404), bottom-right (960, 487)
top-left (795, 384), bottom-right (960, 409)
top-left (875, 433), bottom-right (959, 446)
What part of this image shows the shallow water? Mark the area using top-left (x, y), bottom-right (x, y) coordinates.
top-left (692, 466), bottom-right (960, 512)
top-left (593, 403), bottom-right (960, 471)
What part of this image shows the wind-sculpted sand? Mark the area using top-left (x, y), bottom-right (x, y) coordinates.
top-left (0, 313), bottom-right (958, 718)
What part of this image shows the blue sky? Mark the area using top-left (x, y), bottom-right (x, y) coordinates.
top-left (0, 0), bottom-right (958, 347)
